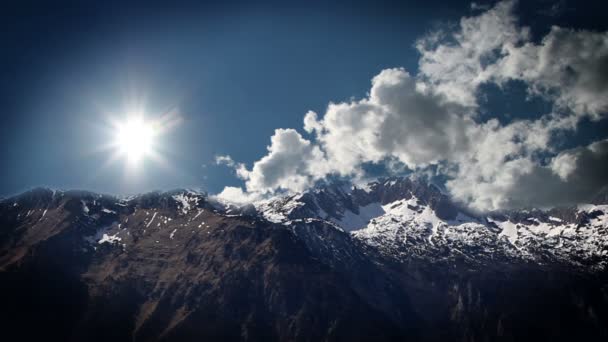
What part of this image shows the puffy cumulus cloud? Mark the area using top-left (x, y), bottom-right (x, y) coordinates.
top-left (214, 186), bottom-right (261, 206)
top-left (306, 68), bottom-right (473, 174)
top-left (449, 139), bottom-right (608, 210)
top-left (443, 117), bottom-right (555, 210)
top-left (495, 26), bottom-right (608, 118)
top-left (416, 0), bottom-right (528, 107)
top-left (551, 152), bottom-right (579, 181)
top-left (241, 128), bottom-right (329, 194)
top-left (216, 0), bottom-right (608, 210)
top-left (417, 0), bottom-right (608, 120)
top-left (303, 110), bottom-right (323, 134)
top-left (550, 139), bottom-right (608, 185)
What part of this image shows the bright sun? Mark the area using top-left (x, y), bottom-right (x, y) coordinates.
top-left (114, 117), bottom-right (156, 163)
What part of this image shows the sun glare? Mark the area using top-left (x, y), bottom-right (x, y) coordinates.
top-left (114, 116), bottom-right (156, 163)
top-left (99, 106), bottom-right (181, 175)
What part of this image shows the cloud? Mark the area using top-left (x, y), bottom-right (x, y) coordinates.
top-left (303, 110), bottom-right (323, 133)
top-left (217, 0), bottom-right (608, 211)
top-left (215, 154), bottom-right (249, 179)
top-left (538, 0), bottom-right (567, 18)
top-left (449, 139), bottom-right (608, 210)
top-left (306, 68), bottom-right (473, 173)
top-left (551, 139), bottom-right (608, 186)
top-left (417, 0), bottom-right (608, 119)
top-left (241, 128), bottom-right (329, 194)
top-left (551, 152), bottom-right (579, 181)
top-left (470, 2), bottom-right (491, 11)
top-left (495, 26), bottom-right (608, 119)
top-left (416, 0), bottom-right (528, 107)
top-left (215, 155), bottom-right (236, 167)
top-left (444, 118), bottom-right (553, 210)
top-left (214, 186), bottom-right (261, 205)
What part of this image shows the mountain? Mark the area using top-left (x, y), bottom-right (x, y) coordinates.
top-left (258, 177), bottom-right (608, 268)
top-left (1, 179), bottom-right (607, 341)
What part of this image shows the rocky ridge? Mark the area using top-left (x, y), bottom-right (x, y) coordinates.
top-left (0, 179), bottom-right (607, 341)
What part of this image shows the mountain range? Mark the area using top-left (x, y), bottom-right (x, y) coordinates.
top-left (1, 177), bottom-right (607, 341)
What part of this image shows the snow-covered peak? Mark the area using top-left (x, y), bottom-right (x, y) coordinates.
top-left (172, 192), bottom-right (202, 214)
top-left (254, 177), bottom-right (607, 269)
top-left (255, 177), bottom-right (460, 231)
top-left (355, 201), bottom-right (608, 269)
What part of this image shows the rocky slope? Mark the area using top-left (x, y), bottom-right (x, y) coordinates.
top-left (0, 179), bottom-right (607, 341)
top-left (257, 177), bottom-right (608, 269)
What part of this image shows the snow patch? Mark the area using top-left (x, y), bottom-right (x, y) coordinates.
top-left (193, 209), bottom-right (204, 220)
top-left (331, 202), bottom-right (385, 231)
top-left (492, 219), bottom-right (519, 245)
top-left (84, 222), bottom-right (122, 246)
top-left (146, 212), bottom-right (157, 227)
top-left (548, 216), bottom-right (562, 223)
top-left (81, 201), bottom-right (90, 214)
top-left (173, 193), bottom-right (200, 214)
top-left (99, 233), bottom-right (122, 245)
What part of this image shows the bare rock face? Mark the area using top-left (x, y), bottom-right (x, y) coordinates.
top-left (1, 181), bottom-right (607, 341)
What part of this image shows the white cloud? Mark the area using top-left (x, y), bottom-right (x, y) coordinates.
top-left (416, 0), bottom-right (528, 107)
top-left (215, 154), bottom-right (249, 179)
top-left (215, 155), bottom-right (236, 167)
top-left (241, 128), bottom-right (329, 194)
top-left (307, 68), bottom-right (473, 174)
top-left (417, 0), bottom-right (608, 121)
top-left (303, 110), bottom-right (323, 133)
top-left (551, 152), bottom-right (579, 181)
top-left (551, 139), bottom-right (608, 185)
top-left (448, 139), bottom-right (608, 210)
top-left (443, 117), bottom-right (558, 210)
top-left (496, 26), bottom-right (608, 119)
top-left (214, 186), bottom-right (260, 205)
top-left (216, 0), bottom-right (608, 211)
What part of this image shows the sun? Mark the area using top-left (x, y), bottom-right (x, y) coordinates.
top-left (114, 116), bottom-right (156, 163)
top-left (98, 106), bottom-right (181, 174)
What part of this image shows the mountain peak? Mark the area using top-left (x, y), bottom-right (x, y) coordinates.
top-left (256, 176), bottom-right (461, 230)
top-left (1, 178), bottom-right (607, 341)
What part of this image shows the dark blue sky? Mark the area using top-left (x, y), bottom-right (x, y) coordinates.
top-left (1, 0), bottom-right (606, 196)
